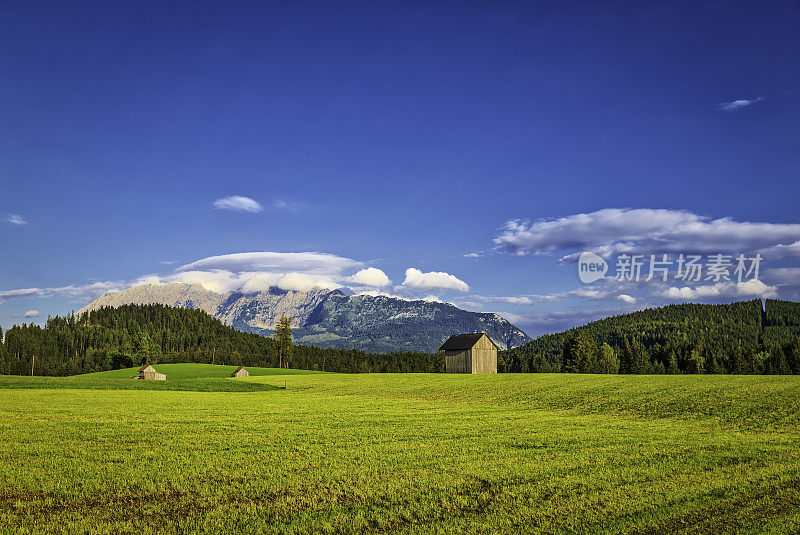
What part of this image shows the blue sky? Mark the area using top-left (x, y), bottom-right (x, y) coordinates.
top-left (1, 1), bottom-right (799, 336)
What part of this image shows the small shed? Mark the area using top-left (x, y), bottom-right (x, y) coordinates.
top-left (439, 333), bottom-right (498, 374)
top-left (134, 364), bottom-right (166, 381)
top-left (231, 367), bottom-right (250, 378)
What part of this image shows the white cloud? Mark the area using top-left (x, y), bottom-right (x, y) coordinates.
top-left (718, 97), bottom-right (763, 112)
top-left (0, 281), bottom-right (128, 304)
top-left (5, 214), bottom-right (27, 225)
top-left (276, 273), bottom-right (340, 292)
top-left (737, 279), bottom-right (776, 297)
top-left (348, 267), bottom-right (391, 287)
top-left (402, 268), bottom-right (469, 292)
top-left (0, 288), bottom-right (42, 302)
top-left (156, 270), bottom-right (252, 294)
top-left (212, 196), bottom-right (263, 213)
top-left (759, 240), bottom-right (800, 261)
top-left (494, 208), bottom-right (800, 261)
top-left (137, 267), bottom-right (343, 295)
top-left (422, 295), bottom-right (441, 302)
top-left (24, 310), bottom-right (39, 318)
top-left (0, 254), bottom-right (463, 310)
top-left (663, 280), bottom-right (777, 300)
top-left (494, 311), bottom-right (527, 325)
top-left (472, 286), bottom-right (633, 305)
top-left (178, 251), bottom-right (361, 275)
top-left (617, 294), bottom-right (637, 304)
top-left (0, 252), bottom-right (364, 301)
top-left (463, 252), bottom-right (480, 258)
top-left (239, 273), bottom-right (283, 293)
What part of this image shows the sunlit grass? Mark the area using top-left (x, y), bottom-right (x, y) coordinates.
top-left (0, 372), bottom-right (799, 533)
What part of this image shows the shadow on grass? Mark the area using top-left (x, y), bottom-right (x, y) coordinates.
top-left (0, 375), bottom-right (279, 392)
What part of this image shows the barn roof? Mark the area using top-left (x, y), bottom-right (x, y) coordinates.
top-left (138, 364), bottom-right (153, 372)
top-left (233, 367), bottom-right (246, 373)
top-left (439, 333), bottom-right (498, 351)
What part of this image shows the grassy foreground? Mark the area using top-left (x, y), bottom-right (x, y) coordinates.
top-left (1, 368), bottom-right (799, 534)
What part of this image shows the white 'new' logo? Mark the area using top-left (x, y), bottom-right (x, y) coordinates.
top-left (578, 251), bottom-right (607, 283)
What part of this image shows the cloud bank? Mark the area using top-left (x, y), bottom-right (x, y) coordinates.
top-left (0, 252), bottom-right (470, 313)
top-left (494, 208), bottom-right (800, 262)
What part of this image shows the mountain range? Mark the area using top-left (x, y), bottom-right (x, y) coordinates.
top-left (79, 283), bottom-right (532, 352)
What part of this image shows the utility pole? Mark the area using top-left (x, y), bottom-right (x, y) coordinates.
top-left (31, 354), bottom-right (35, 377)
top-left (212, 347), bottom-right (216, 365)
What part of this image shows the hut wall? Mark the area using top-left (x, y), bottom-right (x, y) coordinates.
top-left (445, 350), bottom-right (471, 373)
top-left (471, 335), bottom-right (498, 374)
top-left (141, 370), bottom-right (166, 380)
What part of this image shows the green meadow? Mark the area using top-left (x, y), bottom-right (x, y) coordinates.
top-left (1, 366), bottom-right (799, 534)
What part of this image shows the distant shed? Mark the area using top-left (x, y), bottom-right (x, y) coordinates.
top-left (134, 364), bottom-right (166, 381)
top-left (439, 333), bottom-right (498, 374)
top-left (231, 367), bottom-right (250, 378)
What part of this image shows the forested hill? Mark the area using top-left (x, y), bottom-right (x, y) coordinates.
top-left (0, 304), bottom-right (442, 376)
top-left (500, 299), bottom-right (800, 375)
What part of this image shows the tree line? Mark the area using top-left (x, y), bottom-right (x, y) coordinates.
top-left (4, 299), bottom-right (800, 376)
top-left (500, 299), bottom-right (800, 374)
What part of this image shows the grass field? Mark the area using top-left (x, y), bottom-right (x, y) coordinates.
top-left (83, 363), bottom-right (324, 380)
top-left (1, 366), bottom-right (799, 534)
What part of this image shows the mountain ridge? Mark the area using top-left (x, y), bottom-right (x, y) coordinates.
top-left (79, 283), bottom-right (531, 352)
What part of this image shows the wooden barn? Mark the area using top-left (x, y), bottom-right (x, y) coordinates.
top-left (231, 367), bottom-right (250, 378)
top-left (134, 364), bottom-right (166, 381)
top-left (439, 333), bottom-right (498, 374)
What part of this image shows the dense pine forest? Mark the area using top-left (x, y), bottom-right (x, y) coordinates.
top-left (0, 304), bottom-right (442, 376)
top-left (501, 299), bottom-right (800, 375)
top-left (2, 299), bottom-right (800, 376)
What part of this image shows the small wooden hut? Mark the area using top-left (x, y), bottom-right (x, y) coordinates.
top-left (439, 333), bottom-right (498, 374)
top-left (134, 364), bottom-right (166, 381)
top-left (231, 367), bottom-right (250, 378)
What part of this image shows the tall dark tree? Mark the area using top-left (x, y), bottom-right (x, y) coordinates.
top-left (687, 348), bottom-right (704, 374)
top-left (599, 343), bottom-right (620, 374)
top-left (562, 331), bottom-right (598, 373)
top-left (136, 331), bottom-right (162, 365)
top-left (274, 315), bottom-right (293, 368)
top-left (624, 338), bottom-right (650, 375)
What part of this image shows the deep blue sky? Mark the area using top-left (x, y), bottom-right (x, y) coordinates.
top-left (1, 1), bottom-right (799, 335)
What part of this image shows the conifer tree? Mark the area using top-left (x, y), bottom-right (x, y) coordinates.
top-left (275, 315), bottom-right (293, 368)
top-left (599, 343), bottom-right (620, 374)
